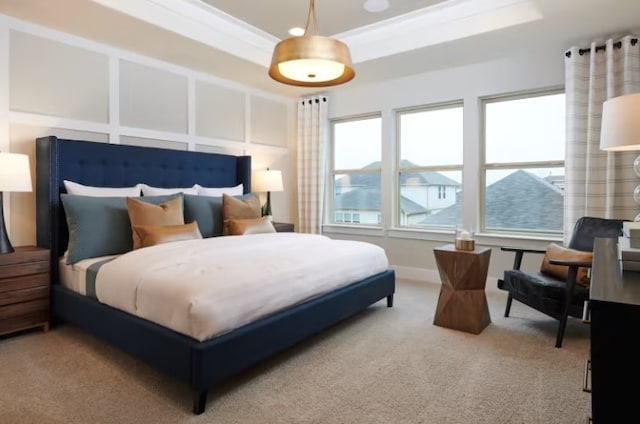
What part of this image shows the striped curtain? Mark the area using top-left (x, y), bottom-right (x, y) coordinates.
top-left (297, 95), bottom-right (329, 234)
top-left (564, 35), bottom-right (640, 243)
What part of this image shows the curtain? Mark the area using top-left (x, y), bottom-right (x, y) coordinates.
top-left (297, 95), bottom-right (329, 234)
top-left (564, 35), bottom-right (640, 242)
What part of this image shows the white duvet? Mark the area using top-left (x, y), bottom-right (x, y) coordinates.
top-left (94, 232), bottom-right (389, 341)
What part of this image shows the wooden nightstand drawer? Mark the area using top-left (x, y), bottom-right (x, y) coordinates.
top-left (0, 273), bottom-right (49, 293)
top-left (0, 310), bottom-right (50, 336)
top-left (0, 260), bottom-right (49, 279)
top-left (0, 286), bottom-right (49, 306)
top-left (0, 298), bottom-right (49, 320)
top-left (0, 246), bottom-right (50, 336)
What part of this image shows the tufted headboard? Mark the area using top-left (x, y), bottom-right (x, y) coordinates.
top-left (35, 136), bottom-right (251, 283)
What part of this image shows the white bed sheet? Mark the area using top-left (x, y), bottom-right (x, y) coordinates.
top-left (91, 232), bottom-right (389, 341)
top-left (59, 253), bottom-right (119, 295)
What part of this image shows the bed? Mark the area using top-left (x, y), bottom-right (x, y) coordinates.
top-left (35, 135), bottom-right (395, 414)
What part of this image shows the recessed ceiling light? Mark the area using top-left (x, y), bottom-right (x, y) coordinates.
top-left (364, 0), bottom-right (390, 13)
top-left (288, 27), bottom-right (305, 36)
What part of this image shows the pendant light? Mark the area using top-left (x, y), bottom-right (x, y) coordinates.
top-left (269, 0), bottom-right (355, 87)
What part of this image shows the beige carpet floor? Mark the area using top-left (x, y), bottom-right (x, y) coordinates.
top-left (0, 279), bottom-right (591, 424)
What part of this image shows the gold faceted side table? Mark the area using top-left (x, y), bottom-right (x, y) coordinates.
top-left (433, 244), bottom-right (492, 334)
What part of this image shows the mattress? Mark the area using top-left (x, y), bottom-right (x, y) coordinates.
top-left (60, 232), bottom-right (389, 341)
top-left (59, 253), bottom-right (118, 295)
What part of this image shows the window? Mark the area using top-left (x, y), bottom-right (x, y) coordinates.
top-left (482, 91), bottom-right (565, 234)
top-left (330, 115), bottom-right (382, 225)
top-left (397, 103), bottom-right (463, 229)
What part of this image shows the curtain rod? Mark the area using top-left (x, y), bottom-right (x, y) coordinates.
top-left (302, 96), bottom-right (327, 105)
top-left (565, 37), bottom-right (638, 58)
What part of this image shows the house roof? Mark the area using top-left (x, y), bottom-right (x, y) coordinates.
top-left (334, 169), bottom-right (564, 231)
top-left (334, 187), bottom-right (427, 214)
top-left (419, 170), bottom-right (564, 231)
top-left (336, 160), bottom-right (460, 188)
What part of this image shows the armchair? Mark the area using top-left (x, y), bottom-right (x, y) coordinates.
top-left (497, 216), bottom-right (624, 348)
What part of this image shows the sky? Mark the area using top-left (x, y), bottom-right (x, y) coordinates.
top-left (333, 92), bottom-right (565, 186)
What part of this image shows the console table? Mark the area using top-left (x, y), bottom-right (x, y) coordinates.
top-left (433, 244), bottom-right (491, 334)
top-left (589, 237), bottom-right (640, 423)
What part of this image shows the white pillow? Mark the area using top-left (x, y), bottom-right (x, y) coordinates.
top-left (196, 183), bottom-right (244, 197)
top-left (140, 184), bottom-right (199, 196)
top-left (64, 180), bottom-right (141, 197)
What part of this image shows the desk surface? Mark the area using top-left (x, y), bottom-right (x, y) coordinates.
top-left (591, 237), bottom-right (640, 306)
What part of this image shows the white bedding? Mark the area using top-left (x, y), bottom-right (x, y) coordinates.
top-left (59, 253), bottom-right (118, 295)
top-left (90, 232), bottom-right (389, 341)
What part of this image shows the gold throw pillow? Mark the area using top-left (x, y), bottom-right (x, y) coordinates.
top-left (540, 243), bottom-right (593, 287)
top-left (222, 193), bottom-right (261, 235)
top-left (132, 222), bottom-right (202, 248)
top-left (226, 216), bottom-right (276, 235)
top-left (127, 196), bottom-right (184, 249)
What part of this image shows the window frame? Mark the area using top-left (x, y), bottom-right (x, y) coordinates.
top-left (480, 88), bottom-right (566, 236)
top-left (395, 101), bottom-right (464, 230)
top-left (328, 113), bottom-right (382, 227)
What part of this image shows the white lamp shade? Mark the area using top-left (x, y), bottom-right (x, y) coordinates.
top-left (600, 92), bottom-right (640, 151)
top-left (252, 169), bottom-right (283, 193)
top-left (0, 153), bottom-right (32, 192)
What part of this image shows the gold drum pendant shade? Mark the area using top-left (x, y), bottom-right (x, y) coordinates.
top-left (268, 0), bottom-right (355, 87)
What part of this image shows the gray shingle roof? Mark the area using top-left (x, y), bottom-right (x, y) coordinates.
top-left (334, 188), bottom-right (427, 213)
top-left (419, 170), bottom-right (563, 231)
top-left (333, 167), bottom-right (564, 231)
top-left (336, 160), bottom-right (460, 188)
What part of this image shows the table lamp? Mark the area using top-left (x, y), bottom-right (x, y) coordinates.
top-left (252, 168), bottom-right (283, 216)
top-left (600, 92), bottom-right (640, 220)
top-left (0, 152), bottom-right (32, 253)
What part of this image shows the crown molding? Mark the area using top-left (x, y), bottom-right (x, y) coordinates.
top-left (338, 0), bottom-right (543, 63)
top-left (90, 0), bottom-right (278, 67)
top-left (91, 0), bottom-right (542, 69)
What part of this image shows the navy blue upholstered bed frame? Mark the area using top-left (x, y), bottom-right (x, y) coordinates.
top-left (35, 136), bottom-right (395, 414)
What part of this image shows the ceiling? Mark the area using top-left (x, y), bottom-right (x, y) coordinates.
top-left (1, 0), bottom-right (639, 98)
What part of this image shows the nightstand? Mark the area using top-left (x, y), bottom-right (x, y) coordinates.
top-left (0, 246), bottom-right (50, 337)
top-left (273, 222), bottom-right (295, 232)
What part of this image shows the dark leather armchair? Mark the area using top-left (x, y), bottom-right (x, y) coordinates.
top-left (497, 216), bottom-right (624, 348)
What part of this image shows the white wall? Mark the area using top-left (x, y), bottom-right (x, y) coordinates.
top-left (0, 14), bottom-right (295, 247)
top-left (326, 48), bottom-right (566, 290)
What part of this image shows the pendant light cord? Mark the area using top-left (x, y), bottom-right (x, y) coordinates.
top-left (304, 0), bottom-right (319, 36)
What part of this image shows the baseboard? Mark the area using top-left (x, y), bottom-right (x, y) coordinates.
top-left (390, 265), bottom-right (502, 294)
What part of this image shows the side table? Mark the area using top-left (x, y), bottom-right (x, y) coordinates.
top-left (0, 246), bottom-right (50, 337)
top-left (433, 244), bottom-right (491, 334)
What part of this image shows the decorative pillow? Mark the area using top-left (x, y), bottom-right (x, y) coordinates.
top-left (127, 195), bottom-right (185, 249)
top-left (183, 194), bottom-right (223, 238)
top-left (196, 184), bottom-right (244, 197)
top-left (222, 193), bottom-right (261, 235)
top-left (140, 184), bottom-right (198, 196)
top-left (60, 194), bottom-right (175, 264)
top-left (540, 243), bottom-right (593, 287)
top-left (132, 221), bottom-right (202, 249)
top-left (226, 216), bottom-right (276, 236)
top-left (64, 180), bottom-right (141, 197)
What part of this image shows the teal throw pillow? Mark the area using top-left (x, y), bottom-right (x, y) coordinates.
top-left (183, 194), bottom-right (223, 238)
top-left (61, 193), bottom-right (182, 264)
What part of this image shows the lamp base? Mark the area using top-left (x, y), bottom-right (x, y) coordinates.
top-left (262, 191), bottom-right (272, 217)
top-left (0, 192), bottom-right (14, 254)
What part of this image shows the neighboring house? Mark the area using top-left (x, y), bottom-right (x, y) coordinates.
top-left (544, 174), bottom-right (565, 190)
top-left (333, 161), bottom-right (460, 224)
top-left (420, 170), bottom-right (564, 232)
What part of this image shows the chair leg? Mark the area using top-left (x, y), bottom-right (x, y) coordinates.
top-left (556, 265), bottom-right (579, 348)
top-left (504, 293), bottom-right (513, 317)
top-left (555, 313), bottom-right (568, 348)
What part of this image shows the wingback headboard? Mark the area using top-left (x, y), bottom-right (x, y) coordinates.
top-left (35, 136), bottom-right (251, 282)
